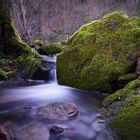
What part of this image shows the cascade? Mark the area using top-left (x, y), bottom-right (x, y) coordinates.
top-left (42, 55), bottom-right (57, 83)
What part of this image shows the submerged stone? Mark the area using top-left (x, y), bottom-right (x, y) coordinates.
top-left (0, 126), bottom-right (11, 140)
top-left (57, 11), bottom-right (140, 93)
top-left (49, 125), bottom-right (64, 134)
top-left (37, 102), bottom-right (78, 120)
top-left (16, 121), bottom-right (50, 140)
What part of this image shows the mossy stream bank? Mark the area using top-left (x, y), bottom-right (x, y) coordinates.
top-left (103, 78), bottom-right (140, 140)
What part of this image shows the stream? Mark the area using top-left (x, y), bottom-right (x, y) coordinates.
top-left (0, 55), bottom-right (113, 140)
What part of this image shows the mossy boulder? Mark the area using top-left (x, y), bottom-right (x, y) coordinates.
top-left (35, 39), bottom-right (62, 55)
top-left (0, 9), bottom-right (47, 80)
top-left (57, 11), bottom-right (140, 92)
top-left (103, 78), bottom-right (140, 140)
top-left (41, 43), bottom-right (62, 55)
top-left (0, 9), bottom-right (39, 58)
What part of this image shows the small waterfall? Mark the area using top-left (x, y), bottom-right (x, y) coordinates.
top-left (49, 61), bottom-right (57, 83)
top-left (42, 55), bottom-right (57, 83)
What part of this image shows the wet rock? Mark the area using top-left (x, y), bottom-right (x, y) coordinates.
top-left (37, 102), bottom-right (78, 120)
top-left (0, 126), bottom-right (11, 140)
top-left (23, 105), bottom-right (33, 110)
top-left (136, 58), bottom-right (140, 75)
top-left (60, 129), bottom-right (78, 137)
top-left (98, 119), bottom-right (105, 124)
top-left (49, 125), bottom-right (78, 138)
top-left (16, 121), bottom-right (49, 140)
top-left (49, 125), bottom-right (64, 134)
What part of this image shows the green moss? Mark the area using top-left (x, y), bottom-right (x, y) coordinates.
top-left (24, 56), bottom-right (48, 79)
top-left (110, 105), bottom-right (140, 140)
top-left (8, 69), bottom-right (17, 78)
top-left (0, 70), bottom-right (8, 80)
top-left (0, 8), bottom-right (43, 80)
top-left (0, 59), bottom-right (6, 66)
top-left (121, 95), bottom-right (140, 108)
top-left (104, 78), bottom-right (140, 106)
top-left (0, 9), bottom-right (16, 40)
top-left (57, 11), bottom-right (140, 92)
top-left (34, 39), bottom-right (44, 47)
top-left (34, 38), bottom-right (62, 55)
top-left (118, 73), bottom-right (138, 82)
top-left (42, 43), bottom-right (62, 55)
top-left (103, 78), bottom-right (140, 140)
top-left (0, 8), bottom-right (40, 59)
top-left (118, 73), bottom-right (138, 88)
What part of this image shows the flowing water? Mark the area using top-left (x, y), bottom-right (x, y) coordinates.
top-left (0, 55), bottom-right (113, 140)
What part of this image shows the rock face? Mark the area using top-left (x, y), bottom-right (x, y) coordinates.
top-left (57, 12), bottom-right (140, 93)
top-left (103, 78), bottom-right (140, 140)
top-left (37, 103), bottom-right (78, 120)
top-left (16, 121), bottom-right (50, 140)
top-left (2, 0), bottom-right (140, 43)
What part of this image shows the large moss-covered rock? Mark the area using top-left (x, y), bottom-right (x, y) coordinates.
top-left (103, 78), bottom-right (140, 140)
top-left (57, 12), bottom-right (140, 92)
top-left (0, 9), bottom-right (47, 80)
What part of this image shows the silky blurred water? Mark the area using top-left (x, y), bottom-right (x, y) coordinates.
top-left (0, 56), bottom-right (113, 140)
